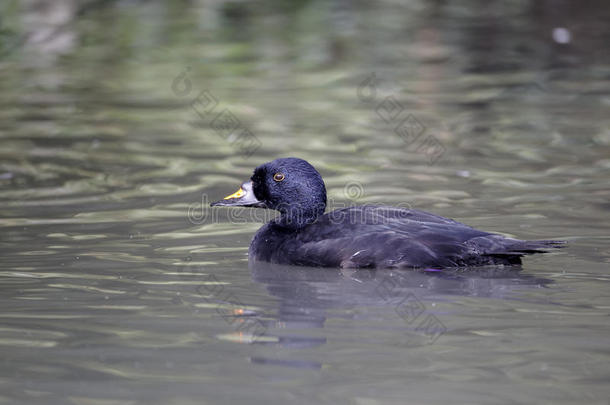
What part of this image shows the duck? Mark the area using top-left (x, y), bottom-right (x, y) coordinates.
top-left (211, 157), bottom-right (564, 269)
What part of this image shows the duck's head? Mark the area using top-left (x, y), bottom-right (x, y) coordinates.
top-left (211, 157), bottom-right (327, 229)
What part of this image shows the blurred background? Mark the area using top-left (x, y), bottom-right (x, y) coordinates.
top-left (0, 0), bottom-right (609, 404)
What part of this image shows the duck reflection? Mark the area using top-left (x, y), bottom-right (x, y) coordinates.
top-left (246, 261), bottom-right (552, 368)
top-left (250, 260), bottom-right (552, 307)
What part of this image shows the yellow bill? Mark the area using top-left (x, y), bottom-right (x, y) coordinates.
top-left (224, 187), bottom-right (246, 200)
top-left (211, 181), bottom-right (265, 208)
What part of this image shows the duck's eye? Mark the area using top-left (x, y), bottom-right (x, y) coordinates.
top-left (273, 173), bottom-right (285, 182)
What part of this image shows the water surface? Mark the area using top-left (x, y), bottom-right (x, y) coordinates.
top-left (1, 1), bottom-right (609, 404)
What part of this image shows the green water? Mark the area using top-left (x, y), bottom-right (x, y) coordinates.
top-left (1, 1), bottom-right (609, 404)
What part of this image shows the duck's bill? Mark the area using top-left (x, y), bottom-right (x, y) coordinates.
top-left (210, 181), bottom-right (267, 208)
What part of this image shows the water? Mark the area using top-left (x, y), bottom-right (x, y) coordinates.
top-left (1, 1), bottom-right (609, 404)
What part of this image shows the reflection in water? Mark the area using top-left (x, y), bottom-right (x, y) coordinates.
top-left (248, 260), bottom-right (552, 368)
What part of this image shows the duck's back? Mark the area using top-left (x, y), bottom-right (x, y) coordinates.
top-left (249, 205), bottom-right (561, 268)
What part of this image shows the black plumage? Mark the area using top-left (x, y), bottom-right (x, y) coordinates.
top-left (211, 157), bottom-right (564, 269)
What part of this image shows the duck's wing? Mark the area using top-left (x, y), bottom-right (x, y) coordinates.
top-left (290, 231), bottom-right (462, 268)
top-left (289, 206), bottom-right (489, 268)
top-left (290, 206), bottom-right (563, 268)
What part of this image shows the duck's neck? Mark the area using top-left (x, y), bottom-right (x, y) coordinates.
top-left (276, 201), bottom-right (326, 230)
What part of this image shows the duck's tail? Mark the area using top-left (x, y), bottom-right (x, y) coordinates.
top-left (486, 238), bottom-right (566, 257)
top-left (504, 239), bottom-right (566, 254)
top-left (467, 235), bottom-right (566, 258)
top-left (468, 237), bottom-right (565, 266)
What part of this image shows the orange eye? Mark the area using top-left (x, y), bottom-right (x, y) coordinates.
top-left (273, 173), bottom-right (285, 182)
